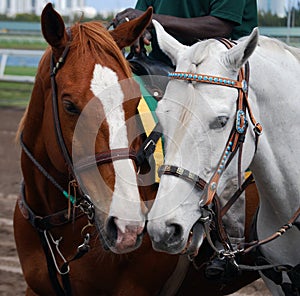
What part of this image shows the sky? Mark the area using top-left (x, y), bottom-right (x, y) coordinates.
top-left (85, 0), bottom-right (137, 13)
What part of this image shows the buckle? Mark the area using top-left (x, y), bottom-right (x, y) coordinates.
top-left (253, 122), bottom-right (263, 135)
top-left (33, 216), bottom-right (45, 231)
top-left (144, 139), bottom-right (156, 154)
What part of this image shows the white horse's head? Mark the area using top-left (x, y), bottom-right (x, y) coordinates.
top-left (147, 21), bottom-right (259, 254)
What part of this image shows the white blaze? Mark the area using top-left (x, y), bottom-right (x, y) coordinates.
top-left (90, 64), bottom-right (143, 224)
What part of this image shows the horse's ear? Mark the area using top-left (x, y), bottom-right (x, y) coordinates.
top-left (110, 7), bottom-right (153, 49)
top-left (152, 20), bottom-right (187, 66)
top-left (222, 28), bottom-right (259, 70)
top-left (41, 3), bottom-right (68, 54)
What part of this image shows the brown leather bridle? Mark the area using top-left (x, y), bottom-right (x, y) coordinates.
top-left (50, 44), bottom-right (139, 196)
top-left (159, 39), bottom-right (262, 209)
top-left (158, 39), bottom-right (300, 265)
top-left (19, 28), bottom-right (163, 229)
top-left (18, 34), bottom-right (157, 295)
top-left (157, 38), bottom-right (263, 257)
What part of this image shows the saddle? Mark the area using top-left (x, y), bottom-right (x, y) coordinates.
top-left (127, 43), bottom-right (174, 101)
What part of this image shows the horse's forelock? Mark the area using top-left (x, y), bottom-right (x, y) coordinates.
top-left (70, 22), bottom-right (132, 78)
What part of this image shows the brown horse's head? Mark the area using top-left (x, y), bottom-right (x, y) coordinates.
top-left (20, 3), bottom-right (153, 253)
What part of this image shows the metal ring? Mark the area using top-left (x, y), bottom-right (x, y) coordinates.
top-left (125, 17), bottom-right (130, 22)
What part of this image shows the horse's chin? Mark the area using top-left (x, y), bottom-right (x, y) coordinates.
top-left (150, 230), bottom-right (190, 255)
top-left (182, 222), bottom-right (205, 259)
top-left (151, 240), bottom-right (187, 254)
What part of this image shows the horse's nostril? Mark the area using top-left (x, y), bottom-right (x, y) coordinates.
top-left (106, 216), bottom-right (118, 242)
top-left (166, 223), bottom-right (183, 243)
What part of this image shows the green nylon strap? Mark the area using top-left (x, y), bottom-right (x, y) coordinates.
top-left (134, 74), bottom-right (165, 155)
top-left (134, 75), bottom-right (159, 122)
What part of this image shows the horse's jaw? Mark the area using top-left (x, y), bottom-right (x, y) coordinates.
top-left (147, 177), bottom-right (203, 254)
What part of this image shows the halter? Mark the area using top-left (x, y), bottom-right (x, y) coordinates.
top-left (20, 38), bottom-right (150, 220)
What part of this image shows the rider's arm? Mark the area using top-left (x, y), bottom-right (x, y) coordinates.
top-left (151, 14), bottom-right (234, 44)
top-left (113, 9), bottom-right (234, 46)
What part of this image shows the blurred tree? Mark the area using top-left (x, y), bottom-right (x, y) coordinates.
top-left (258, 11), bottom-right (286, 26)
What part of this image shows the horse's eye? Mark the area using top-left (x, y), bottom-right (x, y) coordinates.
top-left (210, 116), bottom-right (229, 129)
top-left (63, 100), bottom-right (80, 115)
top-left (217, 116), bottom-right (229, 128)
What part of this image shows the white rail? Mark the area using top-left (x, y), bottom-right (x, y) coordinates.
top-left (0, 48), bottom-right (44, 83)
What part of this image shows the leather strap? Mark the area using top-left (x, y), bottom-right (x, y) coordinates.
top-left (18, 183), bottom-right (84, 231)
top-left (243, 207), bottom-right (300, 254)
top-left (221, 173), bottom-right (254, 217)
top-left (136, 122), bottom-right (163, 167)
top-left (50, 47), bottom-right (74, 177)
top-left (158, 164), bottom-right (206, 191)
top-left (75, 148), bottom-right (138, 172)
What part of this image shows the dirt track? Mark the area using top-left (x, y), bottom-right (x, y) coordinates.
top-left (0, 107), bottom-right (26, 295)
top-left (0, 107), bottom-right (270, 296)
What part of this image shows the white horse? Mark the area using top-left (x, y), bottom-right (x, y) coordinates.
top-left (147, 21), bottom-right (300, 295)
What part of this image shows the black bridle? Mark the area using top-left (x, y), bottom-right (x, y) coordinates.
top-left (20, 39), bottom-right (155, 228)
top-left (18, 35), bottom-right (158, 295)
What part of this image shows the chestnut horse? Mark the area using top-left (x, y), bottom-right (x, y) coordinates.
top-left (14, 3), bottom-right (258, 295)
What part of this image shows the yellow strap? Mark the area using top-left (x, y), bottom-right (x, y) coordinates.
top-left (244, 171), bottom-right (252, 179)
top-left (138, 96), bottom-right (163, 182)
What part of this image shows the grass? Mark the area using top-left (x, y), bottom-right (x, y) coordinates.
top-left (0, 37), bottom-right (41, 108)
top-left (0, 66), bottom-right (36, 108)
top-left (4, 65), bottom-right (37, 76)
top-left (0, 40), bottom-right (46, 50)
top-left (0, 36), bottom-right (47, 50)
top-left (0, 81), bottom-right (32, 108)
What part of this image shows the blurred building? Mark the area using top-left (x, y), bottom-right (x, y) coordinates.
top-left (54, 0), bottom-right (85, 16)
top-left (0, 0), bottom-right (86, 17)
top-left (258, 0), bottom-right (287, 17)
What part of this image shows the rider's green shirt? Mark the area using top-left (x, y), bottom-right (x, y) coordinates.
top-left (135, 0), bottom-right (257, 64)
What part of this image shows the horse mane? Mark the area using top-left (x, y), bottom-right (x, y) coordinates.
top-left (16, 107), bottom-right (28, 142)
top-left (258, 35), bottom-right (300, 62)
